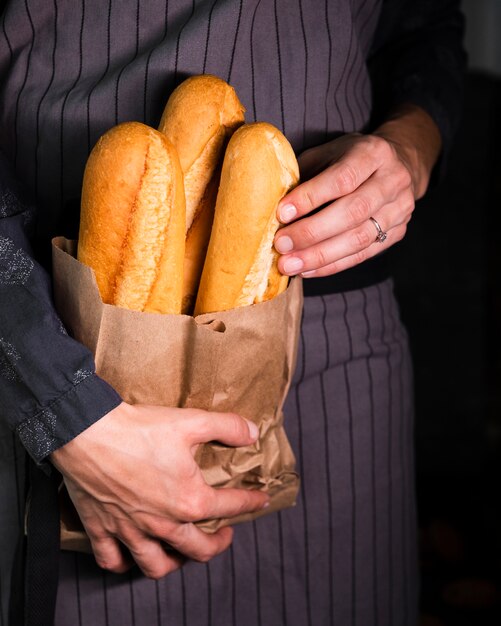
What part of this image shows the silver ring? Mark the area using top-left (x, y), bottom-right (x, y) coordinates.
top-left (369, 217), bottom-right (387, 243)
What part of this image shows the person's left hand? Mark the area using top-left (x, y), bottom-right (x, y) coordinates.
top-left (274, 131), bottom-right (419, 278)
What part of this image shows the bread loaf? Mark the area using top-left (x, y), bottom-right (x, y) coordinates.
top-left (158, 74), bottom-right (245, 313)
top-left (77, 121), bottom-right (186, 314)
top-left (194, 122), bottom-right (299, 315)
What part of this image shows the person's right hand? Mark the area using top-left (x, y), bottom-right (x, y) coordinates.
top-left (50, 402), bottom-right (269, 579)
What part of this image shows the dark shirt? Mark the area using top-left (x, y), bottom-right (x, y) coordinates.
top-left (0, 0), bottom-right (466, 463)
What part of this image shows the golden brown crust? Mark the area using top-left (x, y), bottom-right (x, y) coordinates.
top-left (180, 169), bottom-right (220, 313)
top-left (78, 121), bottom-right (185, 314)
top-left (158, 74), bottom-right (245, 313)
top-left (194, 122), bottom-right (299, 315)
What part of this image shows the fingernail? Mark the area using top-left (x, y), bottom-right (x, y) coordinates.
top-left (301, 270), bottom-right (316, 278)
top-left (262, 500), bottom-right (270, 509)
top-left (275, 235), bottom-right (294, 253)
top-left (283, 257), bottom-right (304, 274)
top-left (245, 419), bottom-right (259, 440)
top-left (279, 203), bottom-right (297, 223)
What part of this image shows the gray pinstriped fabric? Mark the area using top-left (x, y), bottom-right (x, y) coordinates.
top-left (0, 429), bottom-right (25, 626)
top-left (0, 0), bottom-right (421, 623)
top-left (54, 281), bottom-right (418, 626)
top-left (0, 0), bottom-right (378, 243)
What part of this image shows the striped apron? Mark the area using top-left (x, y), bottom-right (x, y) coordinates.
top-left (54, 280), bottom-right (418, 626)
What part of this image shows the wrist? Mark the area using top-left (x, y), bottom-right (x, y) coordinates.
top-left (373, 103), bottom-right (442, 200)
top-left (50, 401), bottom-right (131, 473)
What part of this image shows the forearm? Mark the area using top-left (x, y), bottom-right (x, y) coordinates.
top-left (373, 103), bottom-right (443, 200)
top-left (0, 151), bottom-right (121, 464)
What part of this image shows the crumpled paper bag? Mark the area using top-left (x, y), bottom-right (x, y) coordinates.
top-left (52, 237), bottom-right (302, 551)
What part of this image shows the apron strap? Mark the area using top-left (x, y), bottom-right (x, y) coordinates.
top-left (23, 460), bottom-right (61, 626)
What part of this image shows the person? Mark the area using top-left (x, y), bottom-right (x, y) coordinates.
top-left (0, 0), bottom-right (465, 624)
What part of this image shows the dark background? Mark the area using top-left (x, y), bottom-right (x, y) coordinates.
top-left (391, 2), bottom-right (501, 623)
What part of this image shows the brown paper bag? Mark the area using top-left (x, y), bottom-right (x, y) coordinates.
top-left (52, 237), bottom-right (302, 552)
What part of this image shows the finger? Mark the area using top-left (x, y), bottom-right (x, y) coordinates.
top-left (201, 485), bottom-right (270, 520)
top-left (300, 223), bottom-right (408, 279)
top-left (277, 139), bottom-right (384, 223)
top-left (185, 411), bottom-right (260, 447)
top-left (165, 524), bottom-right (234, 562)
top-left (275, 175), bottom-right (395, 254)
top-left (276, 168), bottom-right (414, 255)
top-left (277, 194), bottom-right (413, 276)
top-left (91, 535), bottom-right (134, 574)
top-left (123, 533), bottom-right (185, 579)
top-left (174, 483), bottom-right (269, 523)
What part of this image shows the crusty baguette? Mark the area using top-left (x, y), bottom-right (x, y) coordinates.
top-left (194, 122), bottom-right (299, 315)
top-left (158, 74), bottom-right (245, 314)
top-left (77, 121), bottom-right (185, 314)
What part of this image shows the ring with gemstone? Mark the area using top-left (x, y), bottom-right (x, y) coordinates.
top-left (369, 217), bottom-right (387, 243)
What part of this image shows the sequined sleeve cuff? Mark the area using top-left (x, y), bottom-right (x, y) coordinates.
top-left (15, 372), bottom-right (121, 465)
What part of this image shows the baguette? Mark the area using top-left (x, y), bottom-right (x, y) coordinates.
top-left (77, 121), bottom-right (186, 314)
top-left (158, 74), bottom-right (245, 313)
top-left (194, 122), bottom-right (299, 315)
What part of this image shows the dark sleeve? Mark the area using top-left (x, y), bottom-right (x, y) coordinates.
top-left (0, 151), bottom-right (121, 465)
top-left (368, 0), bottom-right (467, 159)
